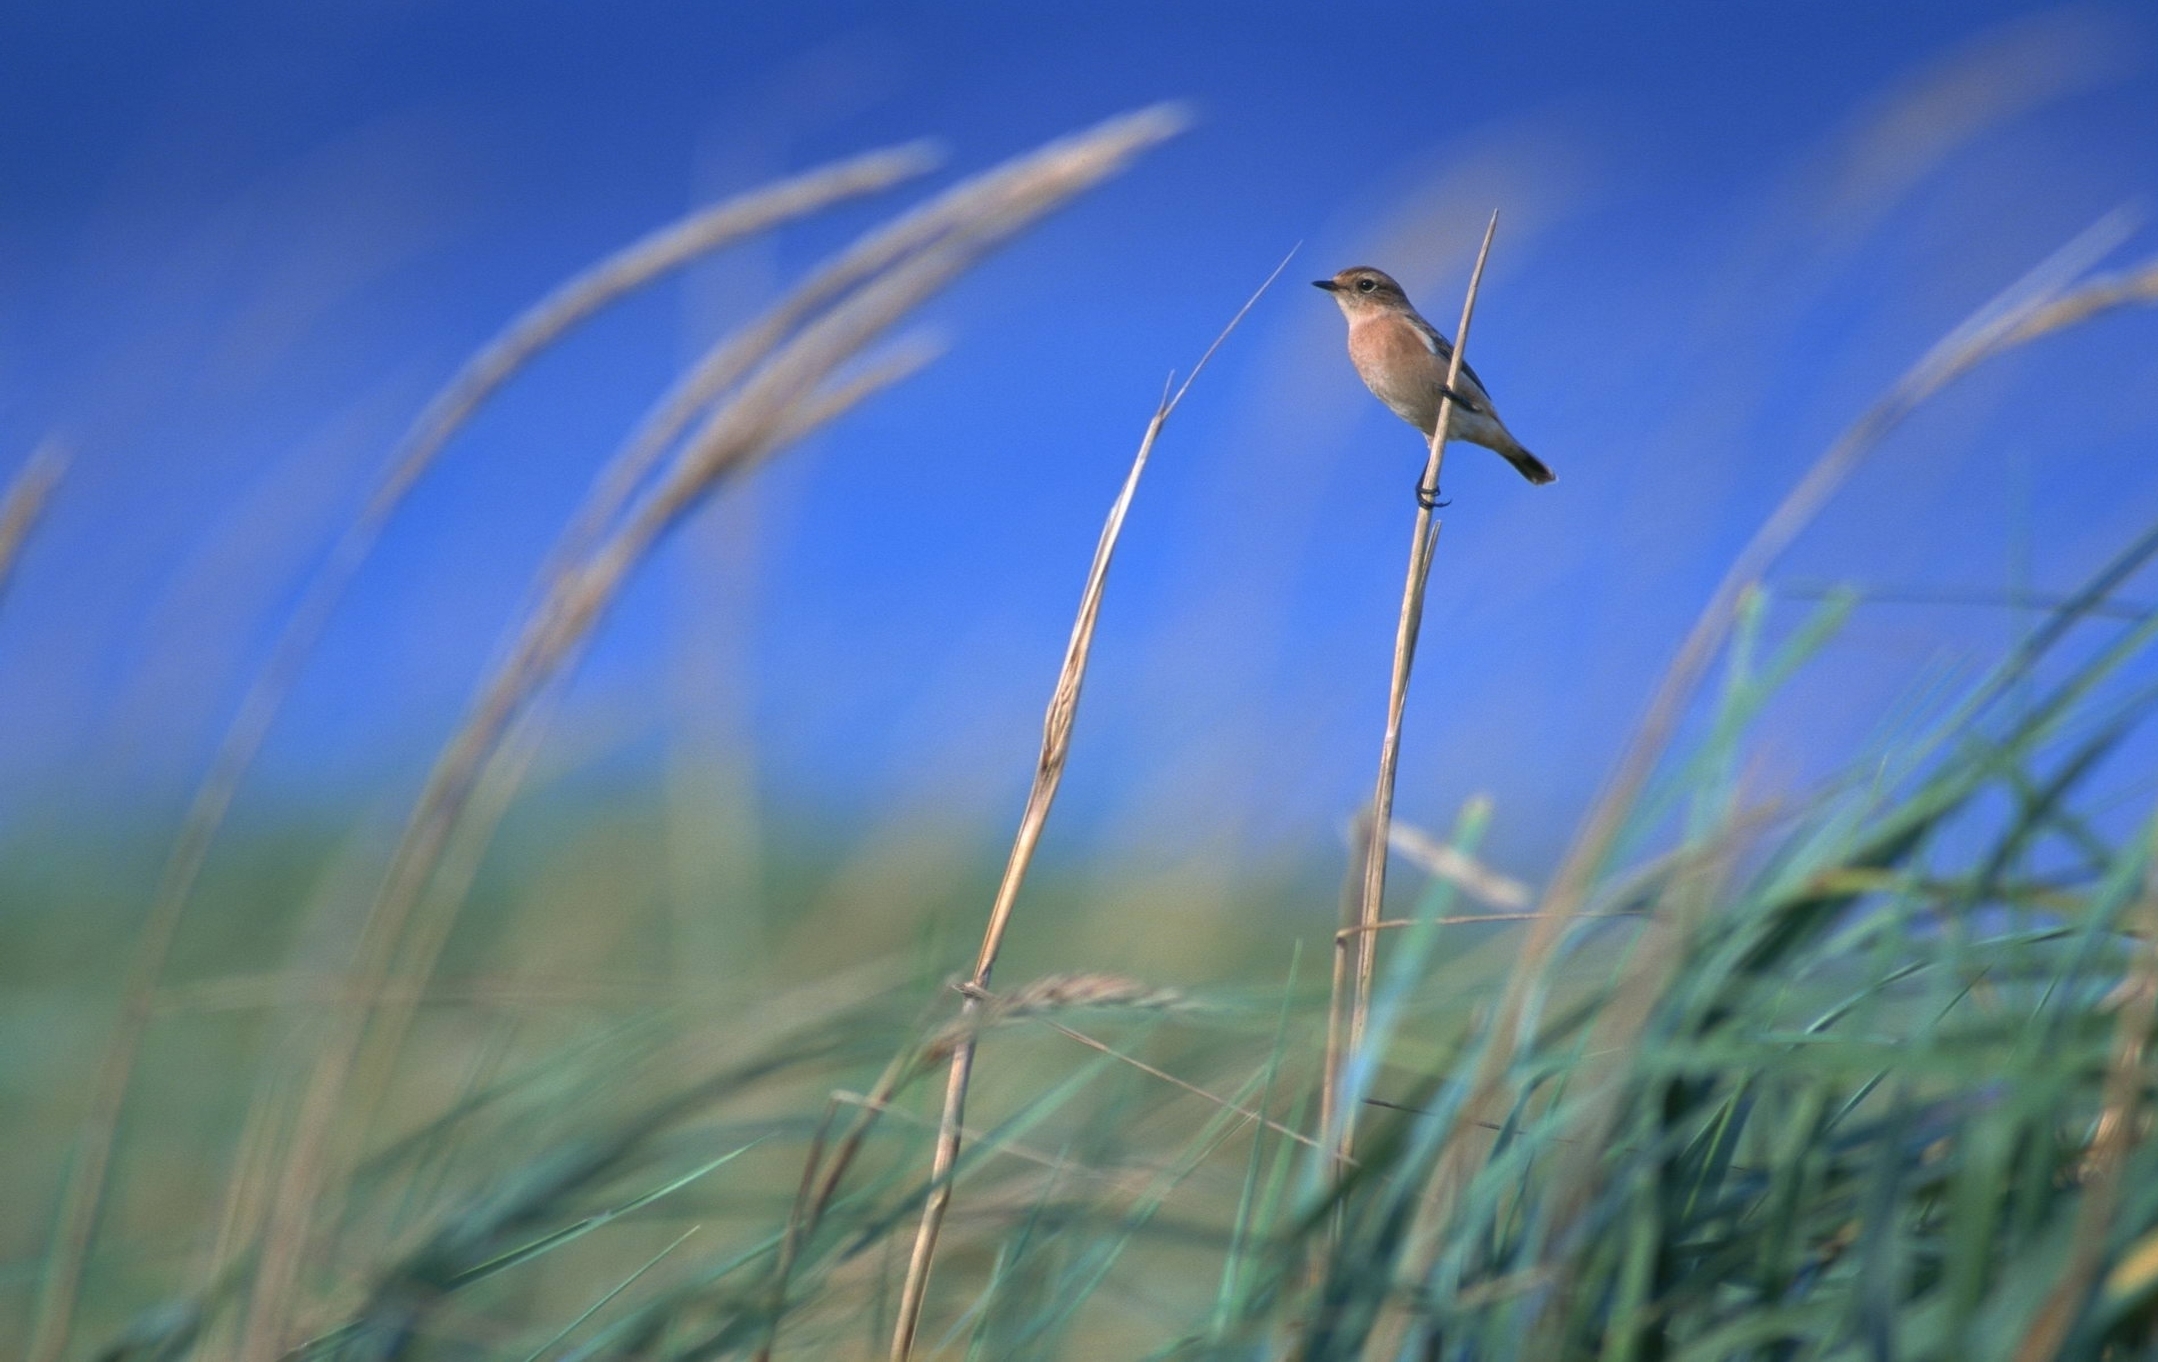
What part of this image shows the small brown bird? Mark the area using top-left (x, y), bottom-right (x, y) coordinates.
top-left (1315, 266), bottom-right (1554, 499)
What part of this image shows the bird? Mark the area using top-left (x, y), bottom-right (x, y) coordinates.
top-left (1315, 266), bottom-right (1554, 503)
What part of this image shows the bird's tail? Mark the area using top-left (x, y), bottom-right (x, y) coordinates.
top-left (1499, 440), bottom-right (1557, 486)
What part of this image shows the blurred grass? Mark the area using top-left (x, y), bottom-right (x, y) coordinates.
top-left (20, 532), bottom-right (2158, 1360)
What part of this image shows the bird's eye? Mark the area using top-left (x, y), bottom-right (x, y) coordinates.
top-left (1356, 278), bottom-right (1377, 293)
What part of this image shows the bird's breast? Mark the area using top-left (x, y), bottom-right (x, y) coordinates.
top-left (1346, 316), bottom-right (1445, 431)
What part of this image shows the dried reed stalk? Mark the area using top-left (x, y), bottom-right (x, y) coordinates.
top-left (26, 147), bottom-right (936, 1362)
top-left (2012, 807), bottom-right (2158, 1362)
top-left (1024, 1009), bottom-right (1324, 1153)
top-left (1322, 212), bottom-right (1499, 1172)
top-left (762, 1048), bottom-right (923, 1362)
top-left (0, 440), bottom-right (65, 607)
top-left (1385, 820), bottom-right (1532, 909)
top-left (887, 253), bottom-right (1291, 1362)
top-left (1372, 228), bottom-right (2158, 1362)
top-left (1318, 810), bottom-right (1369, 1213)
top-left (230, 109), bottom-right (1184, 1362)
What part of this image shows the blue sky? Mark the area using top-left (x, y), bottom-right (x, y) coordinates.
top-left (5, 1), bottom-right (2158, 880)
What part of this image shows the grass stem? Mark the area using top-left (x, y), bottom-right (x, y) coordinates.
top-left (887, 251), bottom-right (1291, 1361)
top-left (1324, 212), bottom-right (1500, 1172)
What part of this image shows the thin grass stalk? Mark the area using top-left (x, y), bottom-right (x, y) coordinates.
top-left (762, 1096), bottom-right (847, 1360)
top-left (828, 1087), bottom-right (1131, 1187)
top-left (1215, 949), bottom-right (1302, 1337)
top-left (0, 439), bottom-right (64, 607)
top-left (887, 253), bottom-right (1290, 1362)
top-left (27, 147), bottom-right (937, 1362)
top-left (522, 1225), bottom-right (701, 1362)
top-left (2012, 807), bottom-right (2158, 1361)
top-left (1393, 228), bottom-right (2158, 1344)
top-left (1386, 820), bottom-right (1533, 909)
top-left (759, 1029), bottom-right (934, 1362)
top-left (1340, 911), bottom-right (1641, 939)
top-left (1327, 212), bottom-right (1499, 1171)
top-left (1318, 810), bottom-right (1370, 1179)
top-left (231, 111), bottom-right (1183, 1362)
top-left (1021, 1009), bottom-right (1324, 1154)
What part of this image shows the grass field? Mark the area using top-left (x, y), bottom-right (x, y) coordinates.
top-left (12, 102), bottom-right (2158, 1362)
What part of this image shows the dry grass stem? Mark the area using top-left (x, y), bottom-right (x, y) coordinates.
top-left (888, 248), bottom-right (1292, 1362)
top-left (1317, 810), bottom-right (1370, 1210)
top-left (1023, 1011), bottom-right (1327, 1155)
top-left (1326, 211), bottom-right (1500, 1172)
top-left (759, 1045), bottom-right (927, 1362)
top-left (2012, 807), bottom-right (2158, 1362)
top-left (28, 147), bottom-right (941, 1362)
top-left (1384, 820), bottom-right (1533, 909)
top-left (0, 440), bottom-right (65, 607)
top-left (1335, 910), bottom-right (1643, 941)
top-left (222, 109), bottom-right (1183, 1362)
top-left (828, 1092), bottom-right (1148, 1189)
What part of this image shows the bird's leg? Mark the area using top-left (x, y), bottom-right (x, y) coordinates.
top-left (1416, 480), bottom-right (1449, 511)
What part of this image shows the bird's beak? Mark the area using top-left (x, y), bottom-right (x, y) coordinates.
top-left (1311, 279), bottom-right (1339, 291)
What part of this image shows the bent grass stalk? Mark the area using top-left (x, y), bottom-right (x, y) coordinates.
top-left (886, 252), bottom-right (1292, 1362)
top-left (26, 145), bottom-right (938, 1362)
top-left (228, 109), bottom-right (1184, 1362)
top-left (555, 126), bottom-right (1193, 571)
top-left (1321, 212), bottom-right (1499, 1172)
top-left (338, 111), bottom-right (1203, 1156)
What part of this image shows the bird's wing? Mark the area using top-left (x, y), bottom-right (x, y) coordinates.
top-left (1407, 313), bottom-right (1490, 407)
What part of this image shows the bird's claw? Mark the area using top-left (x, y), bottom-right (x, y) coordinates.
top-left (1416, 484), bottom-right (1449, 511)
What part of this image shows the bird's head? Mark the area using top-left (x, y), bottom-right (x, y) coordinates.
top-left (1313, 266), bottom-right (1412, 317)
